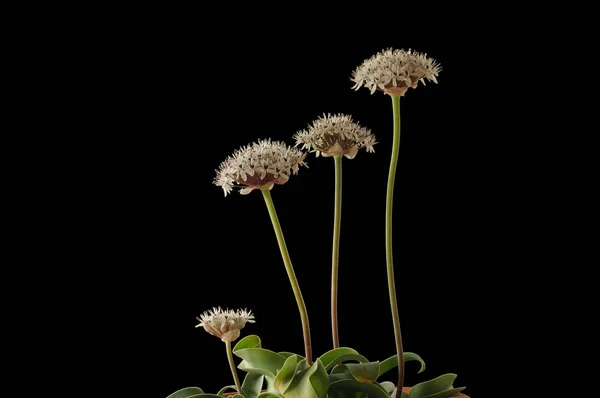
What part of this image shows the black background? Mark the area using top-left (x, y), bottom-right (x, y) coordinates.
top-left (83, 15), bottom-right (502, 398)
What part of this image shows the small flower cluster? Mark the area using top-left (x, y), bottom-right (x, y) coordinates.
top-left (214, 139), bottom-right (307, 196)
top-left (352, 48), bottom-right (441, 95)
top-left (294, 114), bottom-right (376, 159)
top-left (196, 307), bottom-right (255, 342)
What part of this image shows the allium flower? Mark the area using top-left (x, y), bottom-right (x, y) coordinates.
top-left (196, 307), bottom-right (255, 342)
top-left (214, 139), bottom-right (307, 196)
top-left (294, 114), bottom-right (376, 159)
top-left (351, 48), bottom-right (441, 96)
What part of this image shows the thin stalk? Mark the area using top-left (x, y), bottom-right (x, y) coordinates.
top-left (261, 187), bottom-right (313, 364)
top-left (225, 340), bottom-right (242, 394)
top-left (387, 94), bottom-right (405, 390)
top-left (331, 155), bottom-right (342, 348)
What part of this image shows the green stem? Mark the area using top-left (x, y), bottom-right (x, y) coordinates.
top-left (225, 340), bottom-right (242, 394)
top-left (261, 187), bottom-right (313, 364)
top-left (331, 155), bottom-right (342, 348)
top-left (387, 94), bottom-right (405, 390)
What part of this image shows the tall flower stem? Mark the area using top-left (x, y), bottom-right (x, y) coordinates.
top-left (387, 94), bottom-right (405, 390)
top-left (261, 187), bottom-right (313, 364)
top-left (331, 155), bottom-right (342, 348)
top-left (225, 340), bottom-right (242, 394)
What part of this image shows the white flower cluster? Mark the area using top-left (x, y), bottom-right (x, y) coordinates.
top-left (214, 139), bottom-right (307, 196)
top-left (294, 114), bottom-right (376, 159)
top-left (196, 307), bottom-right (255, 342)
top-left (352, 48), bottom-right (441, 94)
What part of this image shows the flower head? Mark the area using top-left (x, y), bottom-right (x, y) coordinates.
top-left (196, 307), bottom-right (255, 342)
top-left (294, 114), bottom-right (376, 159)
top-left (352, 48), bottom-right (441, 96)
top-left (214, 139), bottom-right (307, 196)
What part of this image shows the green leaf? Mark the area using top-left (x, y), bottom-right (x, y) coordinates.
top-left (345, 362), bottom-right (380, 383)
top-left (217, 385), bottom-right (237, 395)
top-left (378, 352), bottom-right (426, 379)
top-left (186, 395), bottom-right (222, 398)
top-left (167, 387), bottom-right (204, 398)
top-left (422, 387), bottom-right (465, 398)
top-left (278, 351), bottom-right (302, 359)
top-left (390, 389), bottom-right (409, 398)
top-left (319, 347), bottom-right (369, 371)
top-left (328, 379), bottom-right (390, 398)
top-left (408, 374), bottom-right (457, 398)
top-left (256, 392), bottom-right (284, 398)
top-left (379, 381), bottom-right (396, 394)
top-left (242, 372), bottom-right (265, 398)
top-left (234, 335), bottom-right (262, 351)
top-left (284, 359), bottom-right (329, 398)
top-left (274, 354), bottom-right (299, 394)
top-left (235, 348), bottom-right (287, 378)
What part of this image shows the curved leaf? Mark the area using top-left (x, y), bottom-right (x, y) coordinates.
top-left (217, 385), bottom-right (237, 395)
top-left (328, 379), bottom-right (390, 398)
top-left (278, 351), bottom-right (302, 359)
top-left (345, 362), bottom-right (380, 383)
top-left (274, 354), bottom-right (299, 394)
top-left (256, 392), bottom-right (284, 398)
top-left (187, 395), bottom-right (222, 398)
top-left (423, 387), bottom-right (465, 398)
top-left (238, 363), bottom-right (276, 379)
top-left (234, 348), bottom-right (287, 377)
top-left (328, 364), bottom-right (354, 384)
top-left (234, 335), bottom-right (262, 351)
top-left (285, 359), bottom-right (329, 398)
top-left (321, 352), bottom-right (369, 371)
top-left (318, 348), bottom-right (360, 369)
top-left (408, 374), bottom-right (457, 398)
top-left (167, 387), bottom-right (204, 398)
top-left (378, 352), bottom-right (426, 378)
top-left (242, 372), bottom-right (265, 398)
top-left (379, 381), bottom-right (396, 394)
top-left (391, 389), bottom-right (409, 398)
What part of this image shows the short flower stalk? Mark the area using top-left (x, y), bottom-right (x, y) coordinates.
top-left (196, 307), bottom-right (255, 394)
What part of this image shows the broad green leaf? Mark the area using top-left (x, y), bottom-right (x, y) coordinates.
top-left (238, 363), bottom-right (276, 378)
top-left (345, 362), bottom-right (380, 383)
top-left (328, 365), bottom-right (355, 383)
top-left (284, 359), bottom-right (329, 398)
top-left (319, 347), bottom-right (369, 370)
top-left (390, 389), bottom-right (409, 398)
top-left (217, 385), bottom-right (237, 395)
top-left (265, 375), bottom-right (276, 391)
top-left (274, 354), bottom-right (299, 394)
top-left (167, 387), bottom-right (204, 398)
top-left (328, 379), bottom-right (390, 398)
top-left (256, 392), bottom-right (284, 398)
top-left (242, 372), bottom-right (265, 398)
top-left (234, 335), bottom-right (262, 351)
top-left (186, 395), bottom-right (222, 398)
top-left (278, 351), bottom-right (302, 359)
top-left (408, 374), bottom-right (457, 398)
top-left (423, 387), bottom-right (466, 398)
top-left (378, 352), bottom-right (426, 379)
top-left (234, 348), bottom-right (287, 377)
top-left (379, 381), bottom-right (396, 394)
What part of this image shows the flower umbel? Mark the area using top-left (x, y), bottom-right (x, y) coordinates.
top-left (352, 48), bottom-right (441, 96)
top-left (196, 307), bottom-right (255, 342)
top-left (294, 114), bottom-right (376, 159)
top-left (214, 139), bottom-right (307, 196)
